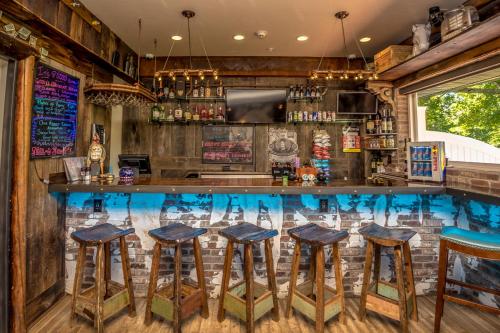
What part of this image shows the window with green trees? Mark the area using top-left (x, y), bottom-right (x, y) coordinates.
top-left (418, 79), bottom-right (500, 147)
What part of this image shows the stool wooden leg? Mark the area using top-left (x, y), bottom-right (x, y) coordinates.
top-left (309, 246), bottom-right (317, 288)
top-left (71, 244), bottom-right (86, 319)
top-left (173, 244), bottom-right (182, 333)
top-left (193, 237), bottom-right (209, 319)
top-left (359, 240), bottom-right (374, 321)
top-left (95, 244), bottom-right (105, 333)
top-left (120, 236), bottom-right (136, 316)
top-left (104, 242), bottom-right (111, 298)
top-left (332, 243), bottom-right (346, 325)
top-left (394, 245), bottom-right (408, 333)
top-left (264, 239), bottom-right (279, 321)
top-left (373, 244), bottom-right (381, 294)
top-left (315, 246), bottom-right (325, 333)
top-left (144, 242), bottom-right (161, 325)
top-left (434, 240), bottom-right (449, 333)
top-left (286, 240), bottom-right (301, 318)
top-left (244, 244), bottom-right (255, 333)
top-left (217, 240), bottom-right (234, 322)
top-left (403, 242), bottom-right (418, 321)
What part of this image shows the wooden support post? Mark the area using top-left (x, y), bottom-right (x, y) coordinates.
top-left (286, 240), bottom-right (301, 318)
top-left (104, 242), bottom-right (111, 298)
top-left (394, 245), bottom-right (408, 333)
top-left (359, 240), bottom-right (374, 321)
top-left (434, 240), bottom-right (449, 333)
top-left (403, 242), bottom-right (418, 321)
top-left (173, 244), bottom-right (182, 333)
top-left (264, 239), bottom-right (280, 321)
top-left (373, 244), bottom-right (381, 294)
top-left (332, 243), bottom-right (346, 325)
top-left (71, 244), bottom-right (86, 319)
top-left (315, 246), bottom-right (325, 333)
top-left (11, 56), bottom-right (35, 333)
top-left (95, 244), bottom-right (105, 333)
top-left (120, 237), bottom-right (136, 316)
top-left (193, 237), bottom-right (209, 318)
top-left (244, 244), bottom-right (255, 333)
top-left (144, 242), bottom-right (161, 325)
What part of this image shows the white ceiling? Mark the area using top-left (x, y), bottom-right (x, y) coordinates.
top-left (81, 0), bottom-right (464, 57)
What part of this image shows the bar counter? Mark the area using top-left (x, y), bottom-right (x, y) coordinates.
top-left (49, 177), bottom-right (447, 195)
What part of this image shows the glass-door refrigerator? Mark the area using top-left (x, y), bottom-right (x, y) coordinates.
top-left (407, 141), bottom-right (446, 182)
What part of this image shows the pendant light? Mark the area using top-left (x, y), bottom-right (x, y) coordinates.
top-left (154, 10), bottom-right (219, 83)
top-left (311, 11), bottom-right (378, 81)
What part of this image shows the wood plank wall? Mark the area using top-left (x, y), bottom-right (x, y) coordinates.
top-left (123, 77), bottom-right (366, 179)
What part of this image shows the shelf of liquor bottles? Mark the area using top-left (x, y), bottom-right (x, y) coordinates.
top-left (150, 119), bottom-right (226, 125)
top-left (286, 119), bottom-right (364, 125)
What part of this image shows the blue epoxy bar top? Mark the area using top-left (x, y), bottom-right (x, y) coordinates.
top-left (441, 226), bottom-right (500, 251)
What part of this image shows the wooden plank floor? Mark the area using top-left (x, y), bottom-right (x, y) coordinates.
top-left (29, 295), bottom-right (500, 333)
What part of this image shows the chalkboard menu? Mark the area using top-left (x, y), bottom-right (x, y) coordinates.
top-left (202, 126), bottom-right (254, 164)
top-left (30, 62), bottom-right (79, 159)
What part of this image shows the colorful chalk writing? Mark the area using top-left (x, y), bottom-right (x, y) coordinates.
top-left (30, 62), bottom-right (79, 159)
top-left (202, 125), bottom-right (254, 164)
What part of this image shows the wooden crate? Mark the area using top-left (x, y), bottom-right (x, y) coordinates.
top-left (374, 45), bottom-right (413, 73)
top-left (223, 281), bottom-right (274, 322)
top-left (151, 282), bottom-right (203, 321)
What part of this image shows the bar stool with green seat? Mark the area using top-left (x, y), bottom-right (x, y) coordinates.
top-left (434, 226), bottom-right (500, 333)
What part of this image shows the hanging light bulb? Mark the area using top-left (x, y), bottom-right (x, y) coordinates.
top-left (169, 71), bottom-right (174, 77)
top-left (184, 70), bottom-right (189, 77)
top-left (158, 77), bottom-right (162, 81)
top-left (172, 76), bottom-right (176, 81)
top-left (373, 73), bottom-right (379, 80)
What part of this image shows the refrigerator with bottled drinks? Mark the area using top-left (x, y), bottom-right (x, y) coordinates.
top-left (407, 141), bottom-right (446, 182)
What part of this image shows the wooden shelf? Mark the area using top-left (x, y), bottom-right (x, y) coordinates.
top-left (150, 120), bottom-right (226, 125)
top-left (365, 148), bottom-right (398, 151)
top-left (377, 13), bottom-right (500, 81)
top-left (364, 133), bottom-right (398, 136)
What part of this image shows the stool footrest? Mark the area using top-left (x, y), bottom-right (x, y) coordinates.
top-left (74, 281), bottom-right (130, 321)
top-left (151, 282), bottom-right (203, 321)
top-left (365, 281), bottom-right (414, 322)
top-left (290, 280), bottom-right (342, 322)
top-left (223, 281), bottom-right (274, 322)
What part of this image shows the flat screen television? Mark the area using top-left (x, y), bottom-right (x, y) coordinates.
top-left (337, 91), bottom-right (378, 114)
top-left (118, 154), bottom-right (151, 174)
top-left (226, 89), bottom-right (287, 123)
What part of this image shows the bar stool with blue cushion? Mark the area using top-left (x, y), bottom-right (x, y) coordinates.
top-left (434, 226), bottom-right (500, 333)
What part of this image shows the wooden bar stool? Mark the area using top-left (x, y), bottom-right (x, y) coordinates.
top-left (144, 223), bottom-right (209, 333)
top-left (71, 223), bottom-right (136, 333)
top-left (434, 226), bottom-right (500, 333)
top-left (217, 222), bottom-right (280, 333)
top-left (358, 223), bottom-right (418, 333)
top-left (285, 223), bottom-right (349, 333)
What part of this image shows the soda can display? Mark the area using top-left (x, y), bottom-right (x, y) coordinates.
top-left (417, 162), bottom-right (424, 176)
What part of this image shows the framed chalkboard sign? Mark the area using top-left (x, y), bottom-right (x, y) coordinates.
top-left (30, 62), bottom-right (80, 159)
top-left (202, 125), bottom-right (254, 164)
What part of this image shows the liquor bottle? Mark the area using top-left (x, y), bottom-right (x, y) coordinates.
top-left (157, 80), bottom-right (165, 102)
top-left (216, 106), bottom-right (224, 121)
top-left (199, 81), bottom-right (205, 98)
top-left (288, 111), bottom-right (293, 123)
top-left (150, 103), bottom-right (161, 122)
top-left (205, 80), bottom-right (211, 97)
top-left (216, 80), bottom-right (224, 97)
top-left (371, 155), bottom-right (378, 174)
top-left (299, 86), bottom-right (304, 98)
top-left (305, 86), bottom-right (311, 97)
top-left (184, 106), bottom-right (192, 121)
top-left (200, 105), bottom-right (208, 121)
top-left (381, 117), bottom-right (388, 133)
top-left (366, 115), bottom-right (374, 134)
top-left (289, 85), bottom-right (295, 99)
top-left (311, 86), bottom-right (317, 98)
top-left (192, 105), bottom-right (200, 121)
top-left (174, 103), bottom-right (183, 121)
top-left (387, 116), bottom-right (393, 133)
top-left (297, 110), bottom-right (303, 122)
top-left (208, 104), bottom-right (215, 119)
top-left (159, 105), bottom-right (166, 121)
top-left (294, 85), bottom-right (300, 98)
top-left (168, 85), bottom-right (175, 99)
top-left (167, 108), bottom-right (174, 122)
top-left (192, 80), bottom-right (199, 98)
top-left (374, 114), bottom-right (381, 134)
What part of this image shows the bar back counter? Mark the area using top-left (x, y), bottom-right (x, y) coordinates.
top-left (48, 178), bottom-right (500, 310)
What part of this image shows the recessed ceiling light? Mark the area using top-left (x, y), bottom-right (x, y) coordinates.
top-left (171, 35), bottom-right (183, 41)
top-left (233, 34), bottom-right (245, 41)
top-left (297, 35), bottom-right (309, 42)
top-left (360, 36), bottom-right (371, 43)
